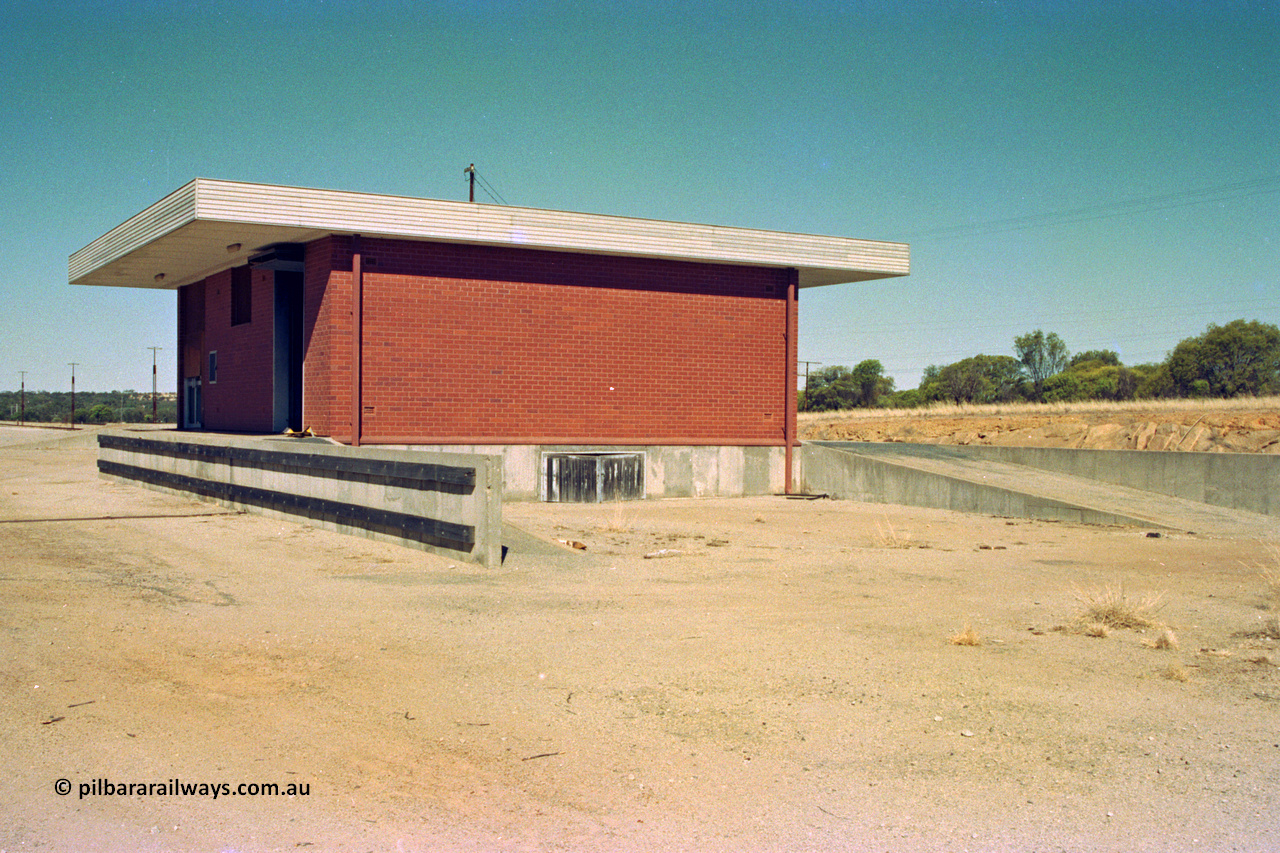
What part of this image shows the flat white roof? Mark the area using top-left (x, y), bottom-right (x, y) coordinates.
top-left (70, 178), bottom-right (909, 290)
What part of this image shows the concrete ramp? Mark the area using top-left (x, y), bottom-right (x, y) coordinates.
top-left (803, 442), bottom-right (1279, 537)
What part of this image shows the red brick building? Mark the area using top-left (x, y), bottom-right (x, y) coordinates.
top-left (72, 180), bottom-right (908, 499)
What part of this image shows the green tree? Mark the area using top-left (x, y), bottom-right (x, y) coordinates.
top-left (936, 359), bottom-right (989, 403)
top-left (87, 404), bottom-right (115, 424)
top-left (850, 359), bottom-right (894, 407)
top-left (1165, 319), bottom-right (1280, 398)
top-left (1133, 362), bottom-right (1175, 399)
top-left (1061, 355), bottom-right (1139, 402)
top-left (1014, 330), bottom-right (1069, 401)
top-left (884, 388), bottom-right (925, 409)
top-left (803, 360), bottom-right (894, 410)
top-left (0, 389), bottom-right (177, 424)
top-left (920, 355), bottom-right (1025, 404)
top-left (803, 365), bottom-right (858, 411)
top-left (1068, 349), bottom-right (1121, 368)
top-left (1042, 372), bottom-right (1085, 403)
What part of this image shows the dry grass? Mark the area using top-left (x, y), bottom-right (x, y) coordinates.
top-left (873, 518), bottom-right (913, 549)
top-left (1074, 584), bottom-right (1164, 630)
top-left (949, 624), bottom-right (982, 646)
top-left (1161, 663), bottom-right (1191, 683)
top-left (596, 500), bottom-right (631, 534)
top-left (1260, 544), bottom-right (1280, 611)
top-left (1237, 543), bottom-right (1280, 639)
top-left (1141, 627), bottom-right (1180, 650)
top-left (1081, 622), bottom-right (1111, 638)
top-left (798, 394), bottom-right (1280, 426)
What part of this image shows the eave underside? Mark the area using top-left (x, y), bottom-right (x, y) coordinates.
top-left (70, 179), bottom-right (910, 291)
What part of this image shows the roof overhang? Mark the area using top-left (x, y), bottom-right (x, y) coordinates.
top-left (69, 179), bottom-right (909, 291)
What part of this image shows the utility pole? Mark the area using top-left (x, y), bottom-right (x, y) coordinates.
top-left (18, 371), bottom-right (25, 425)
top-left (464, 163), bottom-right (476, 202)
top-left (798, 360), bottom-right (822, 412)
top-left (68, 363), bottom-right (78, 427)
top-left (148, 346), bottom-right (162, 423)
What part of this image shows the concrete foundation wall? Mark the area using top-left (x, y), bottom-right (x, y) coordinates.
top-left (934, 445), bottom-right (1279, 517)
top-left (385, 444), bottom-right (788, 500)
top-left (98, 432), bottom-right (503, 566)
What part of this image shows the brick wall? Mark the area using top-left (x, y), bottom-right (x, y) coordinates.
top-left (301, 237), bottom-right (352, 439)
top-left (304, 236), bottom-right (792, 446)
top-left (199, 266), bottom-right (275, 431)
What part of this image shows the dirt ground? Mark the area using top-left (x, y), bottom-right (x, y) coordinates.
top-left (801, 406), bottom-right (1280, 453)
top-left (2, 426), bottom-right (1279, 852)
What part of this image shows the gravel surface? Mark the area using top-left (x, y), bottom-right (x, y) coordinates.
top-left (2, 432), bottom-right (1277, 851)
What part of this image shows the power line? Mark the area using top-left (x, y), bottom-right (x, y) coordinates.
top-left (463, 164), bottom-right (509, 205)
top-left (904, 174), bottom-right (1280, 241)
top-left (806, 297), bottom-right (1278, 339)
top-left (475, 171), bottom-right (508, 205)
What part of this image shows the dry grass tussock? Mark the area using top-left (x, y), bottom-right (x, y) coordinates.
top-left (1073, 584), bottom-right (1165, 631)
top-left (1141, 627), bottom-right (1180, 650)
top-left (1239, 543), bottom-right (1280, 640)
top-left (949, 624), bottom-right (982, 646)
top-left (1161, 663), bottom-right (1191, 683)
top-left (798, 394), bottom-right (1280, 425)
top-left (596, 500), bottom-right (631, 534)
top-left (872, 517), bottom-right (913, 549)
top-left (1260, 543), bottom-right (1280, 611)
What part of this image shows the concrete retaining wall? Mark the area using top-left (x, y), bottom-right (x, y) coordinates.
top-left (934, 445), bottom-right (1279, 517)
top-left (382, 444), bottom-right (787, 501)
top-left (799, 442), bottom-right (1156, 526)
top-left (98, 432), bottom-right (503, 567)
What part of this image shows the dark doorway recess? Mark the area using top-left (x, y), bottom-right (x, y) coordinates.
top-left (273, 271), bottom-right (304, 432)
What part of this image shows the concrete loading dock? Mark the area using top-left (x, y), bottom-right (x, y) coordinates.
top-left (803, 441), bottom-right (1279, 536)
top-left (97, 430), bottom-right (503, 567)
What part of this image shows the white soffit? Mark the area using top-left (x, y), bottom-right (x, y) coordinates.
top-left (70, 178), bottom-right (910, 290)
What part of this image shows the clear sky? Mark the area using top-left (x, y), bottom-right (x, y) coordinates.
top-left (1, 0), bottom-right (1276, 393)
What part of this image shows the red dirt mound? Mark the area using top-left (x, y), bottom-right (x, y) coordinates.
top-left (801, 407), bottom-right (1280, 453)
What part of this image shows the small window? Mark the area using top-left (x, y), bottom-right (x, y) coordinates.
top-left (231, 266), bottom-right (252, 325)
top-left (208, 351), bottom-right (218, 384)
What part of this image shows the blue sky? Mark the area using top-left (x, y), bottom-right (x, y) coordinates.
top-left (1, 0), bottom-right (1276, 393)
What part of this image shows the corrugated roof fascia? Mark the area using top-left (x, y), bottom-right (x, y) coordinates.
top-left (193, 179), bottom-right (909, 277)
top-left (68, 181), bottom-right (200, 283)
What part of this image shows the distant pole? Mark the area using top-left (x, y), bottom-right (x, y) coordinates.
top-left (148, 346), bottom-right (162, 423)
top-left (798, 360), bottom-right (822, 412)
top-left (464, 163), bottom-right (476, 202)
top-left (68, 363), bottom-right (78, 427)
top-left (18, 371), bottom-right (25, 424)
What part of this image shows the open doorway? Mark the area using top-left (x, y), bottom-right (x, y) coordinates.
top-left (273, 270), bottom-right (304, 432)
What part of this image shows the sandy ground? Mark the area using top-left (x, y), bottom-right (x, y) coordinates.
top-left (2, 426), bottom-right (1279, 852)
